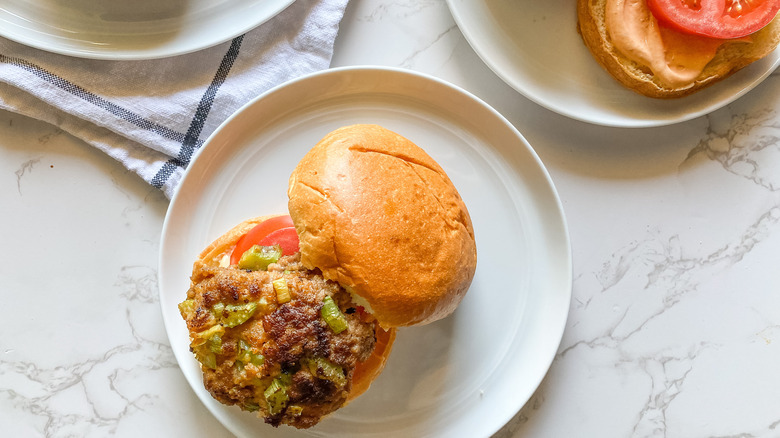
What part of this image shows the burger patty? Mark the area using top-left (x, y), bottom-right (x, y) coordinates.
top-left (179, 253), bottom-right (378, 429)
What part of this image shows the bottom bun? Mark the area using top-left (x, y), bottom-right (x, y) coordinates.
top-left (347, 325), bottom-right (396, 403)
top-left (577, 0), bottom-right (780, 98)
top-left (181, 215), bottom-right (396, 429)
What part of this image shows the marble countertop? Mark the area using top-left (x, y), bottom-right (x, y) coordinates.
top-left (3, 1), bottom-right (779, 437)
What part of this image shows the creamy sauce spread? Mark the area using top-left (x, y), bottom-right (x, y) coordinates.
top-left (605, 0), bottom-right (734, 88)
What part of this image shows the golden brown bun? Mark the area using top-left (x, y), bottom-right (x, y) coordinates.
top-left (347, 326), bottom-right (395, 403)
top-left (194, 215), bottom-right (396, 402)
top-left (288, 124), bottom-right (478, 328)
top-left (577, 0), bottom-right (780, 98)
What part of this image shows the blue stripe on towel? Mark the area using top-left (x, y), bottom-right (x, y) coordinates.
top-left (150, 35), bottom-right (244, 189)
top-left (0, 53), bottom-right (193, 145)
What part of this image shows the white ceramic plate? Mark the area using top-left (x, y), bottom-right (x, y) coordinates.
top-left (0, 0), bottom-right (294, 60)
top-left (446, 0), bottom-right (780, 127)
top-left (159, 66), bottom-right (572, 437)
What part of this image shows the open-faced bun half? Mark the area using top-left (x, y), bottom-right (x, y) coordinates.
top-left (577, 0), bottom-right (780, 98)
top-left (288, 124), bottom-right (478, 328)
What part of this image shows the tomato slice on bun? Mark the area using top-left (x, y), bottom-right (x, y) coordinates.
top-left (230, 215), bottom-right (300, 264)
top-left (647, 0), bottom-right (780, 39)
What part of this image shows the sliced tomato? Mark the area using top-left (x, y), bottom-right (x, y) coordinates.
top-left (230, 215), bottom-right (300, 265)
top-left (257, 227), bottom-right (300, 256)
top-left (647, 0), bottom-right (780, 39)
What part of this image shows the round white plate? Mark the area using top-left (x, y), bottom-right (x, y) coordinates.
top-left (0, 0), bottom-right (294, 60)
top-left (159, 66), bottom-right (572, 437)
top-left (446, 0), bottom-right (780, 127)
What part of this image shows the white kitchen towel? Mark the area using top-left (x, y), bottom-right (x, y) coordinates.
top-left (0, 0), bottom-right (349, 199)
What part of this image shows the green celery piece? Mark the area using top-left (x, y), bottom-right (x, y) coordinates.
top-left (192, 324), bottom-right (225, 345)
top-left (302, 356), bottom-right (346, 388)
top-left (264, 375), bottom-right (291, 415)
top-left (237, 339), bottom-right (264, 366)
top-left (222, 302), bottom-right (258, 328)
top-left (195, 350), bottom-right (217, 370)
top-left (320, 296), bottom-right (348, 334)
top-left (273, 278), bottom-right (291, 304)
top-left (211, 302), bottom-right (225, 318)
top-left (238, 245), bottom-right (282, 271)
top-left (178, 299), bottom-right (197, 319)
top-left (207, 333), bottom-right (222, 354)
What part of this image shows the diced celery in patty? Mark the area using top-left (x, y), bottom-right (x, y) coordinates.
top-left (221, 302), bottom-right (258, 328)
top-left (238, 244), bottom-right (282, 271)
top-left (264, 374), bottom-right (292, 415)
top-left (177, 299), bottom-right (197, 319)
top-left (302, 356), bottom-right (346, 388)
top-left (320, 296), bottom-right (348, 334)
top-left (237, 339), bottom-right (264, 366)
top-left (273, 278), bottom-right (291, 304)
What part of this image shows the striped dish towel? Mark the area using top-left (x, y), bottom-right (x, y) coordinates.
top-left (0, 0), bottom-right (349, 199)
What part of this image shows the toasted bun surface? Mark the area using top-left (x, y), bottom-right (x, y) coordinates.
top-left (194, 215), bottom-right (396, 404)
top-left (577, 0), bottom-right (780, 98)
top-left (288, 124), bottom-right (477, 328)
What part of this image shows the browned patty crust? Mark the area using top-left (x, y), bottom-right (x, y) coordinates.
top-left (180, 254), bottom-right (378, 429)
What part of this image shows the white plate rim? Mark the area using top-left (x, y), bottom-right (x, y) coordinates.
top-left (446, 0), bottom-right (780, 128)
top-left (158, 65), bottom-right (572, 437)
top-left (0, 0), bottom-right (295, 60)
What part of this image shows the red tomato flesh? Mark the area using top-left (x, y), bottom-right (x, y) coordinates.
top-left (647, 0), bottom-right (780, 39)
top-left (258, 227), bottom-right (300, 256)
top-left (230, 215), bottom-right (300, 265)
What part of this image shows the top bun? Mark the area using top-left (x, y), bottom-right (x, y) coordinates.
top-left (287, 124), bottom-right (477, 328)
top-left (577, 0), bottom-right (780, 98)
